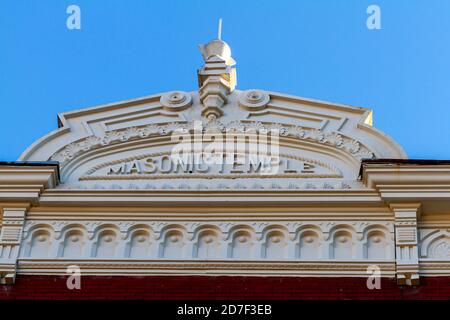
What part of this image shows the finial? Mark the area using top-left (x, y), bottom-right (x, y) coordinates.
top-left (198, 19), bottom-right (235, 66)
top-left (218, 18), bottom-right (222, 40)
top-left (197, 18), bottom-right (237, 120)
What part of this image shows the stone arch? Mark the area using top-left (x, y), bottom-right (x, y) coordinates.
top-left (92, 225), bottom-right (120, 258)
top-left (361, 225), bottom-right (391, 260)
top-left (22, 224), bottom-right (55, 258)
top-left (193, 226), bottom-right (221, 259)
top-left (159, 225), bottom-right (187, 259)
top-left (125, 225), bottom-right (153, 259)
top-left (29, 229), bottom-right (53, 258)
top-left (330, 226), bottom-right (356, 260)
top-left (421, 231), bottom-right (450, 259)
top-left (295, 225), bottom-right (323, 260)
top-left (261, 226), bottom-right (289, 259)
top-left (227, 225), bottom-right (255, 259)
top-left (58, 224), bottom-right (87, 258)
top-left (328, 224), bottom-right (357, 237)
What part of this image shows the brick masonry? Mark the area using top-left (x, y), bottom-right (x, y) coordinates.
top-left (1, 276), bottom-right (450, 300)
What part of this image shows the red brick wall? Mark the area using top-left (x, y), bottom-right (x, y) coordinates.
top-left (1, 276), bottom-right (449, 300)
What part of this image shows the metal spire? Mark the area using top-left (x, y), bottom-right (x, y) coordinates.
top-left (218, 18), bottom-right (222, 40)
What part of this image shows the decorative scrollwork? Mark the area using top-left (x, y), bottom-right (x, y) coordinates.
top-left (51, 120), bottom-right (374, 167)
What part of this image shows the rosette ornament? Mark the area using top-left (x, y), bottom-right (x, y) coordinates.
top-left (238, 90), bottom-right (270, 111)
top-left (160, 91), bottom-right (192, 111)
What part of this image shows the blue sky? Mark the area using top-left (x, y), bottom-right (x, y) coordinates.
top-left (1, 0), bottom-right (450, 160)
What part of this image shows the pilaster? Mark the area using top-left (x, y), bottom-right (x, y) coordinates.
top-left (390, 203), bottom-right (421, 285)
top-left (0, 207), bottom-right (27, 284)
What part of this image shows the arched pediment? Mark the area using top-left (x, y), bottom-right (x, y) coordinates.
top-left (18, 36), bottom-right (406, 190)
top-left (18, 89), bottom-right (406, 190)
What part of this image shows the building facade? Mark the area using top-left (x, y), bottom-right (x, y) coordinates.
top-left (1, 37), bottom-right (450, 299)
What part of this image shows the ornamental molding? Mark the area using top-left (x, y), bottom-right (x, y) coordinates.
top-left (59, 180), bottom-right (353, 191)
top-left (50, 120), bottom-right (374, 169)
top-left (16, 260), bottom-right (396, 277)
top-left (14, 220), bottom-right (450, 278)
top-left (23, 219), bottom-right (394, 237)
top-left (417, 261), bottom-right (450, 275)
top-left (18, 219), bottom-right (395, 267)
top-left (8, 219), bottom-right (450, 278)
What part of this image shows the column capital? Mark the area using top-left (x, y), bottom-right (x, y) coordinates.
top-left (389, 202), bottom-right (421, 212)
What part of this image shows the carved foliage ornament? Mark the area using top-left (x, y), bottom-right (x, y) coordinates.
top-left (51, 120), bottom-right (374, 168)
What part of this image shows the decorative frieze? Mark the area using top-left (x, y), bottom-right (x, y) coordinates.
top-left (59, 180), bottom-right (354, 190)
top-left (19, 220), bottom-right (394, 264)
top-left (50, 120), bottom-right (374, 168)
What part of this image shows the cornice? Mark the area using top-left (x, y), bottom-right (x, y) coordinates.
top-left (361, 164), bottom-right (450, 210)
top-left (389, 203), bottom-right (422, 211)
top-left (419, 261), bottom-right (450, 276)
top-left (17, 259), bottom-right (396, 277)
top-left (25, 205), bottom-right (393, 221)
top-left (362, 164), bottom-right (450, 188)
top-left (0, 165), bottom-right (59, 202)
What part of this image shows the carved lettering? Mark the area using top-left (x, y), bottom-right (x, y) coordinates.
top-left (108, 164), bottom-right (126, 175)
top-left (104, 155), bottom-right (317, 176)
